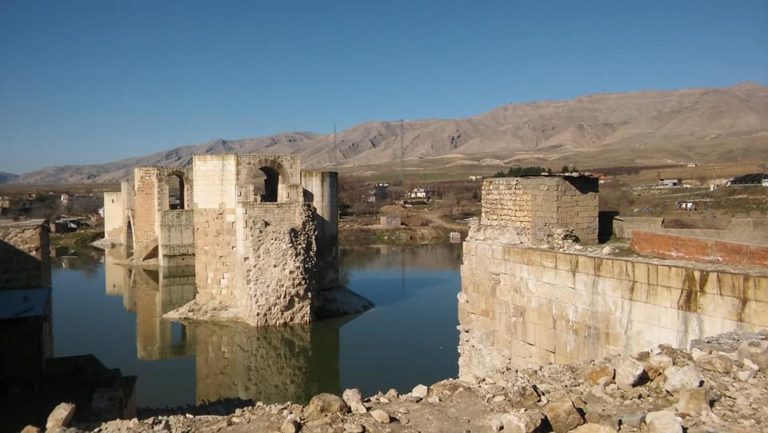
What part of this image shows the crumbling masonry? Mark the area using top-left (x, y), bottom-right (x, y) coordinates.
top-left (103, 154), bottom-right (370, 326)
top-left (459, 176), bottom-right (767, 383)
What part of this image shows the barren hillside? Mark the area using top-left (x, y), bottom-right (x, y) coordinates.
top-left (14, 82), bottom-right (768, 183)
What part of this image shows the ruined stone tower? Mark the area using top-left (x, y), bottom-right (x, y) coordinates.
top-left (103, 154), bottom-right (367, 327)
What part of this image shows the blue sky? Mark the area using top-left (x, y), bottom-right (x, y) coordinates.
top-left (1, 0), bottom-right (766, 173)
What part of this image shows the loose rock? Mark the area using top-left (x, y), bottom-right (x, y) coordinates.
top-left (584, 365), bottom-right (614, 385)
top-left (738, 339), bottom-right (768, 370)
top-left (343, 423), bottom-right (365, 433)
top-left (614, 357), bottom-right (646, 387)
top-left (664, 366), bottom-right (704, 395)
top-left (370, 409), bottom-right (391, 424)
top-left (342, 388), bottom-right (367, 414)
top-left (676, 388), bottom-right (711, 417)
top-left (305, 393), bottom-right (349, 420)
top-left (411, 384), bottom-right (429, 399)
top-left (569, 423), bottom-right (617, 433)
top-left (695, 353), bottom-right (733, 373)
top-left (279, 418), bottom-right (301, 433)
top-left (543, 397), bottom-right (584, 433)
top-left (645, 410), bottom-right (683, 433)
top-left (46, 402), bottom-right (76, 430)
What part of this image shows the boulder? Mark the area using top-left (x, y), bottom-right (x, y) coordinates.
top-left (20, 426), bottom-right (41, 433)
top-left (343, 423), bottom-right (365, 433)
top-left (304, 393), bottom-right (349, 420)
top-left (675, 388), bottom-right (711, 417)
top-left (695, 353), bottom-right (733, 373)
top-left (614, 357), bottom-right (646, 387)
top-left (663, 366), bottom-right (704, 395)
top-left (411, 384), bottom-right (429, 399)
top-left (499, 410), bottom-right (543, 433)
top-left (569, 423), bottom-right (617, 433)
top-left (645, 410), bottom-right (682, 433)
top-left (644, 354), bottom-right (674, 379)
top-left (584, 365), bottom-right (614, 385)
top-left (370, 409), bottom-right (391, 424)
top-left (46, 403), bottom-right (76, 430)
top-left (342, 388), bottom-right (367, 414)
top-left (738, 339), bottom-right (768, 371)
top-left (544, 398), bottom-right (584, 433)
top-left (280, 419), bottom-right (301, 433)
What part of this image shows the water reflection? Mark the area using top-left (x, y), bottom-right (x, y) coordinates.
top-left (45, 244), bottom-right (462, 409)
top-left (192, 320), bottom-right (343, 404)
top-left (103, 248), bottom-right (345, 405)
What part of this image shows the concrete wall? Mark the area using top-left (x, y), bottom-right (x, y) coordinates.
top-left (0, 220), bottom-right (50, 289)
top-left (459, 243), bottom-right (768, 382)
top-left (480, 176), bottom-right (599, 245)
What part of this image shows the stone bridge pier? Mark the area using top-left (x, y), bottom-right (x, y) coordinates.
top-left (102, 153), bottom-right (371, 327)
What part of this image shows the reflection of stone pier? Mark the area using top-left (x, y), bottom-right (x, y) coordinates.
top-left (191, 322), bottom-right (340, 404)
top-left (103, 246), bottom-right (344, 405)
top-left (104, 249), bottom-right (196, 360)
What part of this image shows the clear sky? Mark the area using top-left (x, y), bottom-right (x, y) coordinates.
top-left (1, 0), bottom-right (766, 173)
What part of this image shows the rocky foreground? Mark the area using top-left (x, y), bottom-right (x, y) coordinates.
top-left (34, 330), bottom-right (768, 433)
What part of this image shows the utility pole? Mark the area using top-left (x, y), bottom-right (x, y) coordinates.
top-left (400, 119), bottom-right (405, 186)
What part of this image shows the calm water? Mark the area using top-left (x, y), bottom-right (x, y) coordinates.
top-left (50, 244), bottom-right (462, 408)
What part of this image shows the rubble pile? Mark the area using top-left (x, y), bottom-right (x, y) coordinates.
top-left (28, 331), bottom-right (767, 433)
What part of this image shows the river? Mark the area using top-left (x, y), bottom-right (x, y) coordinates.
top-left (49, 244), bottom-right (462, 408)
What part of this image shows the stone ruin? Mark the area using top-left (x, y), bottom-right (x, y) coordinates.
top-left (102, 154), bottom-right (372, 327)
top-left (459, 175), bottom-right (768, 384)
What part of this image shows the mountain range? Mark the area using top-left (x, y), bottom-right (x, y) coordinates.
top-left (11, 82), bottom-right (768, 184)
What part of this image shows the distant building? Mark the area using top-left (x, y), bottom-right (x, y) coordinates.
top-left (468, 175), bottom-right (484, 181)
top-left (367, 183), bottom-right (390, 203)
top-left (658, 178), bottom-right (681, 188)
top-left (727, 173), bottom-right (767, 187)
top-left (408, 187), bottom-right (439, 200)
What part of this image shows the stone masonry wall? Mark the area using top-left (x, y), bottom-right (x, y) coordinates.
top-left (458, 242), bottom-right (767, 383)
top-left (103, 191), bottom-right (124, 242)
top-left (133, 168), bottom-right (160, 259)
top-left (194, 208), bottom-right (237, 300)
top-left (479, 176), bottom-right (598, 245)
top-left (0, 220), bottom-right (51, 289)
top-left (159, 210), bottom-right (195, 267)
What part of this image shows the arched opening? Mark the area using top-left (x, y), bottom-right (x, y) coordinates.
top-left (126, 218), bottom-right (134, 258)
top-left (168, 174), bottom-right (185, 210)
top-left (258, 166), bottom-right (280, 203)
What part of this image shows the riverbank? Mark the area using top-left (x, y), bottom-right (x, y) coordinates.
top-left (34, 330), bottom-right (767, 433)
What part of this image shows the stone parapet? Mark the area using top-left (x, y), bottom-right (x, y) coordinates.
top-left (631, 230), bottom-right (768, 267)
